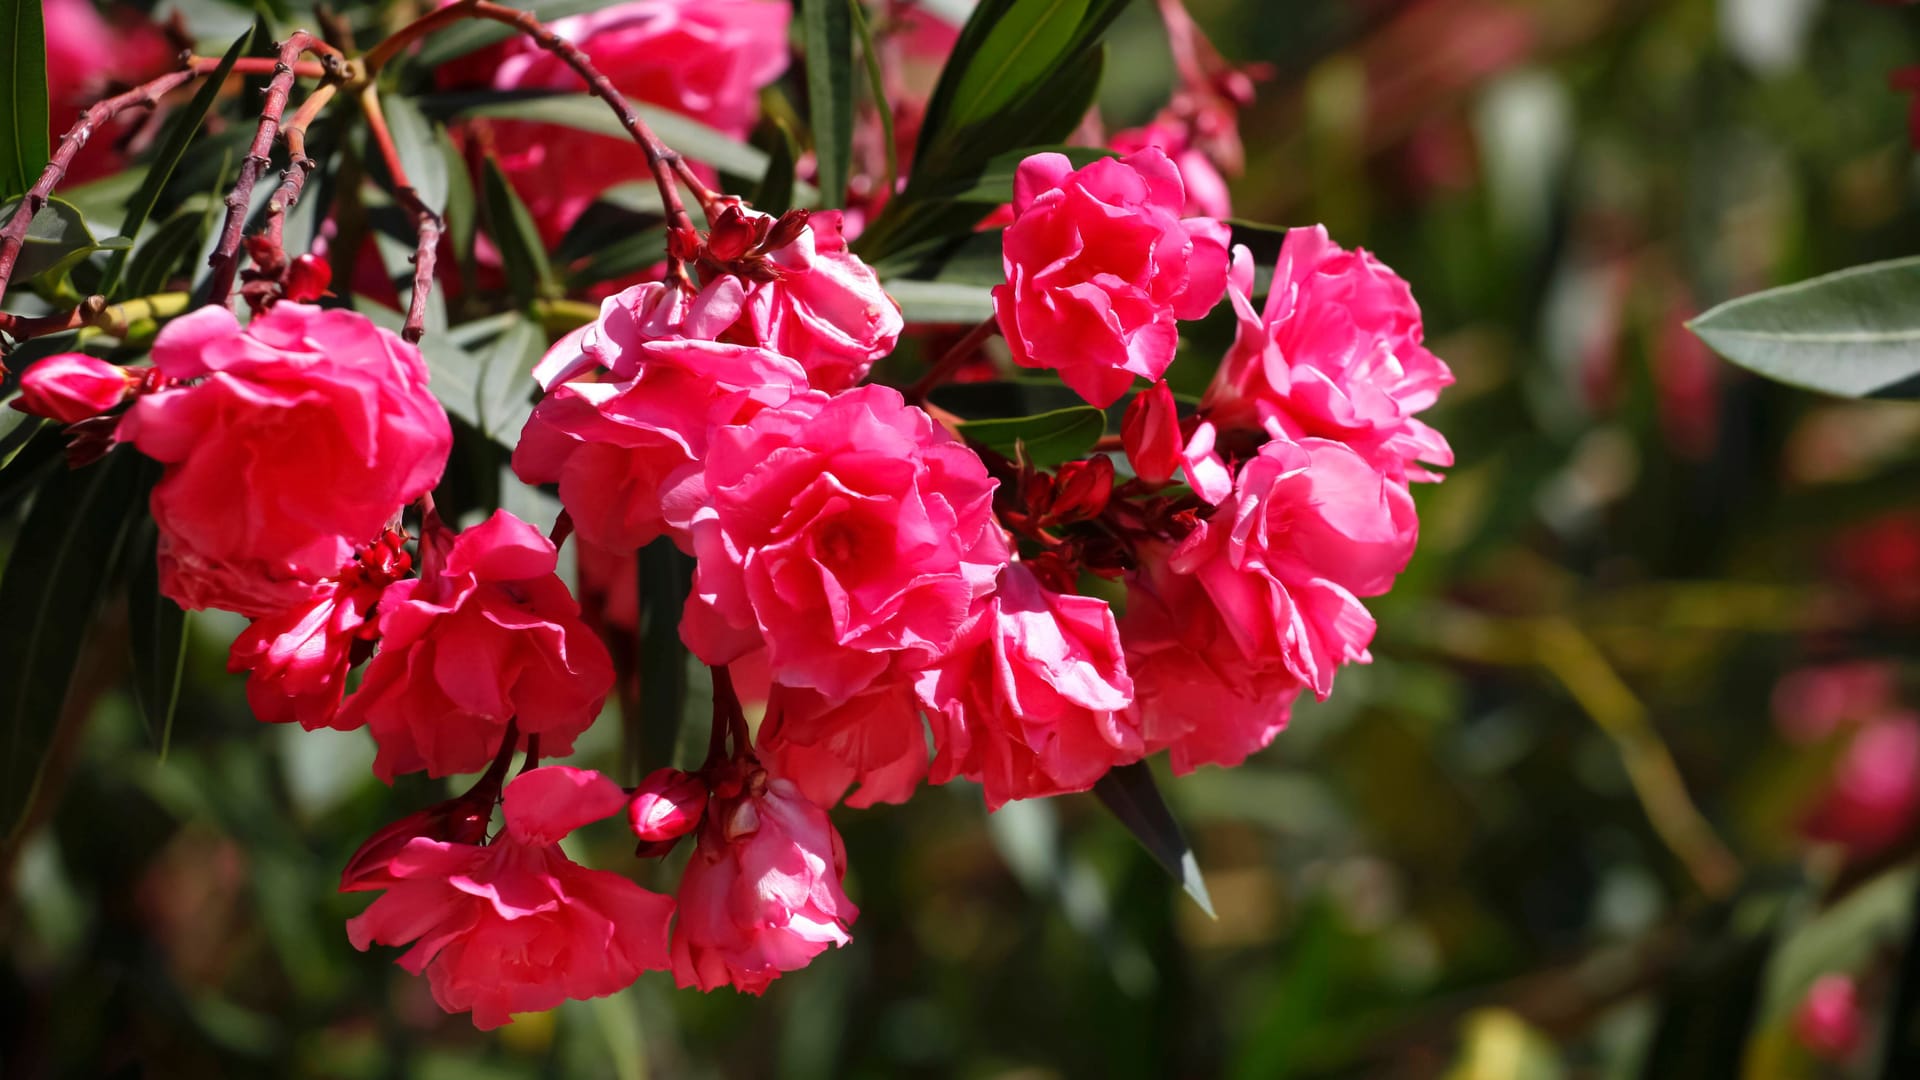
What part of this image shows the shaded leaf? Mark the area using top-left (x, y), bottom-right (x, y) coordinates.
top-left (1228, 219), bottom-right (1292, 266)
top-left (800, 0), bottom-right (854, 207)
top-left (1091, 762), bottom-right (1215, 917)
top-left (124, 207), bottom-right (212, 298)
top-left (956, 405), bottom-right (1104, 467)
top-left (1689, 256), bottom-right (1920, 398)
top-left (474, 314), bottom-right (544, 441)
top-left (126, 519), bottom-right (188, 757)
top-left (882, 278), bottom-right (995, 323)
top-left (479, 155), bottom-right (555, 309)
top-left (381, 94), bottom-right (450, 216)
top-left (923, 145), bottom-right (1116, 204)
top-left (414, 0), bottom-right (627, 66)
top-left (0, 452), bottom-right (144, 843)
top-left (849, 0), bottom-right (895, 203)
top-left (639, 538), bottom-right (693, 779)
top-left (0, 0), bottom-right (48, 202)
top-left (752, 117), bottom-right (799, 218)
top-left (1, 197), bottom-right (100, 281)
top-left (945, 0), bottom-right (1089, 130)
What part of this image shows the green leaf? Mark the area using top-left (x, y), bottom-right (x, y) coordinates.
top-left (0, 451), bottom-right (143, 845)
top-left (474, 314), bottom-right (544, 441)
top-left (1689, 256), bottom-right (1920, 398)
top-left (479, 155), bottom-right (556, 309)
top-left (124, 207), bottom-right (212, 298)
top-left (800, 0), bottom-right (854, 207)
top-left (882, 278), bottom-right (996, 323)
top-left (1091, 762), bottom-right (1215, 918)
top-left (871, 228), bottom-right (1004, 285)
top-left (0, 0), bottom-right (48, 202)
top-left (946, 0), bottom-right (1088, 131)
top-left (414, 0), bottom-right (625, 67)
top-left (126, 519), bottom-right (188, 758)
top-left (956, 404), bottom-right (1104, 467)
top-left (382, 94), bottom-right (450, 217)
top-left (752, 118), bottom-right (799, 218)
top-left (441, 127), bottom-right (477, 295)
top-left (924, 145), bottom-right (1116, 204)
top-left (1, 196), bottom-right (103, 281)
top-left (849, 0), bottom-right (895, 203)
top-left (1227, 219), bottom-right (1291, 265)
top-left (99, 28), bottom-right (252, 296)
top-left (638, 538), bottom-right (693, 779)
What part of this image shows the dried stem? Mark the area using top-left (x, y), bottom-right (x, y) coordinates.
top-left (359, 85), bottom-right (443, 344)
top-left (262, 81), bottom-right (341, 251)
top-left (0, 68), bottom-right (198, 307)
top-left (206, 32), bottom-right (330, 307)
top-left (906, 318), bottom-right (999, 404)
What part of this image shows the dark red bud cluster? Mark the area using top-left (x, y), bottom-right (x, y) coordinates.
top-left (240, 239), bottom-right (333, 313)
top-left (670, 203), bottom-right (811, 286)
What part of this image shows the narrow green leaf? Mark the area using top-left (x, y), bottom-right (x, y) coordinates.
top-left (849, 0), bottom-right (896, 203)
top-left (1, 196), bottom-right (99, 281)
top-left (0, 452), bottom-right (143, 842)
top-left (0, 0), bottom-right (49, 202)
top-left (441, 126), bottom-right (477, 294)
top-left (1880, 872), bottom-right (1920, 1075)
top-left (479, 155), bottom-right (555, 309)
top-left (800, 0), bottom-right (854, 207)
top-left (870, 228), bottom-right (1004, 285)
top-left (414, 0), bottom-right (625, 66)
top-left (956, 404), bottom-right (1104, 467)
top-left (1689, 256), bottom-right (1920, 399)
top-left (882, 278), bottom-right (996, 323)
top-left (125, 208), bottom-right (213, 298)
top-left (382, 94), bottom-right (451, 216)
top-left (475, 315), bottom-right (544, 441)
top-left (127, 519), bottom-right (189, 756)
top-left (638, 538), bottom-right (694, 779)
top-left (922, 145), bottom-right (1116, 204)
top-left (99, 28), bottom-right (252, 296)
top-left (752, 118), bottom-right (799, 217)
top-left (1091, 762), bottom-right (1215, 918)
top-left (1227, 219), bottom-right (1292, 265)
top-left (947, 0), bottom-right (1088, 130)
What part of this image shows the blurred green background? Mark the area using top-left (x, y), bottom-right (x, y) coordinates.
top-left (14, 0), bottom-right (1920, 1076)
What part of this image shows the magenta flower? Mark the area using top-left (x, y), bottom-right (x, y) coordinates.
top-left (744, 210), bottom-right (904, 392)
top-left (628, 768), bottom-right (708, 844)
top-left (993, 148), bottom-right (1232, 407)
top-left (10, 353), bottom-right (134, 423)
top-left (1794, 974), bottom-right (1865, 1062)
top-left (347, 767), bottom-right (674, 1029)
top-left (758, 677), bottom-right (929, 808)
top-left (336, 511), bottom-right (614, 781)
top-left (117, 304), bottom-right (450, 616)
top-left (1109, 121), bottom-right (1233, 218)
top-left (671, 763), bottom-right (858, 994)
top-left (1207, 227), bottom-right (1454, 481)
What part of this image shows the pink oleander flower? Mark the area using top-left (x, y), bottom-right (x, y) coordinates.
top-left (513, 329), bottom-right (809, 551)
top-left (450, 0), bottom-right (790, 240)
top-left (675, 384), bottom-right (1009, 703)
top-left (916, 563), bottom-right (1143, 809)
top-left (671, 761), bottom-right (857, 994)
top-left (336, 511), bottom-right (614, 781)
top-left (10, 353), bottom-right (134, 423)
top-left (1121, 379), bottom-right (1232, 502)
top-left (1109, 121), bottom-right (1233, 219)
top-left (757, 677), bottom-right (929, 808)
top-left (1121, 436), bottom-right (1418, 772)
top-left (1206, 228), bottom-right (1455, 482)
top-left (227, 534), bottom-right (410, 730)
top-left (1803, 714), bottom-right (1920, 856)
top-left (744, 210), bottom-right (903, 392)
top-left (117, 304), bottom-right (451, 617)
top-left (347, 767), bottom-right (674, 1029)
top-left (339, 790), bottom-right (493, 892)
top-left (534, 276), bottom-right (752, 389)
top-left (44, 0), bottom-right (172, 184)
top-left (1794, 974), bottom-right (1865, 1062)
top-left (628, 768), bottom-right (708, 843)
top-left (993, 148), bottom-right (1232, 407)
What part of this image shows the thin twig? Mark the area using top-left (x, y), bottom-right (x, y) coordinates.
top-left (206, 32), bottom-right (326, 307)
top-left (0, 68), bottom-right (198, 305)
top-left (262, 80), bottom-right (340, 251)
top-left (906, 318), bottom-right (999, 404)
top-left (188, 55), bottom-right (328, 79)
top-left (359, 85), bottom-right (443, 344)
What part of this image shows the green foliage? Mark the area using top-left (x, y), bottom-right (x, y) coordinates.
top-left (0, 0), bottom-right (48, 202)
top-left (799, 0), bottom-right (854, 207)
top-left (955, 403), bottom-right (1106, 467)
top-left (1691, 256), bottom-right (1920, 399)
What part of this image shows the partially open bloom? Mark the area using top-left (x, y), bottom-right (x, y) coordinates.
top-left (1207, 229), bottom-right (1454, 481)
top-left (337, 512), bottom-right (614, 780)
top-left (1122, 437), bottom-right (1418, 771)
top-left (513, 334), bottom-right (809, 551)
top-left (11, 353), bottom-right (135, 423)
top-left (916, 563), bottom-right (1143, 809)
top-left (744, 211), bottom-right (903, 392)
top-left (993, 148), bottom-right (1232, 407)
top-left (757, 678), bottom-right (929, 808)
top-left (117, 304), bottom-right (451, 616)
top-left (629, 768), bottom-right (708, 843)
top-left (453, 0), bottom-right (791, 239)
top-left (1121, 379), bottom-right (1232, 502)
top-left (227, 533), bottom-right (410, 730)
top-left (676, 385), bottom-right (1009, 703)
top-left (671, 762), bottom-right (857, 994)
top-left (347, 767), bottom-right (674, 1029)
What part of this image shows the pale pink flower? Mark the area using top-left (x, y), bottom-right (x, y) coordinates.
top-left (336, 512), bottom-right (614, 781)
top-left (675, 385), bottom-right (1009, 703)
top-left (1121, 437), bottom-right (1418, 772)
top-left (117, 304), bottom-right (450, 616)
top-left (993, 148), bottom-right (1232, 407)
top-left (1794, 974), bottom-right (1865, 1062)
top-left (671, 763), bottom-right (858, 994)
top-left (1109, 121), bottom-right (1233, 218)
top-left (758, 678), bottom-right (929, 808)
top-left (10, 353), bottom-right (134, 423)
top-left (1207, 228), bottom-right (1454, 481)
top-left (347, 767), bottom-right (674, 1029)
top-left (916, 564), bottom-right (1143, 809)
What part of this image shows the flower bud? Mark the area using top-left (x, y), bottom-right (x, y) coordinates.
top-left (1048, 455), bottom-right (1114, 524)
top-left (1794, 974), bottom-right (1863, 1061)
top-left (1122, 380), bottom-right (1182, 488)
top-left (340, 795), bottom-right (493, 893)
top-left (706, 205), bottom-right (759, 262)
top-left (627, 767), bottom-right (707, 843)
top-left (285, 253), bottom-right (333, 302)
top-left (12, 354), bottom-right (134, 424)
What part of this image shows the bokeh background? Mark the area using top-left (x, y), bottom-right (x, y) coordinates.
top-left (12, 0), bottom-right (1920, 1076)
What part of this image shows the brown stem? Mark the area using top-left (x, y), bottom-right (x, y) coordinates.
top-left (189, 55), bottom-right (329, 79)
top-left (905, 318), bottom-right (999, 404)
top-left (262, 80), bottom-right (340, 251)
top-left (206, 32), bottom-right (326, 307)
top-left (0, 68), bottom-right (198, 307)
top-left (360, 85), bottom-right (444, 344)
top-left (0, 295), bottom-right (108, 342)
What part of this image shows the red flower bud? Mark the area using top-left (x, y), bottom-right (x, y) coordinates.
top-left (668, 226), bottom-right (703, 262)
top-left (1048, 455), bottom-right (1114, 524)
top-left (285, 254), bottom-right (333, 302)
top-left (627, 767), bottom-right (707, 843)
top-left (706, 205), bottom-right (758, 262)
top-left (12, 354), bottom-right (134, 424)
top-left (1122, 380), bottom-right (1183, 488)
top-left (340, 796), bottom-right (493, 893)
top-left (1794, 974), bottom-right (1864, 1062)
